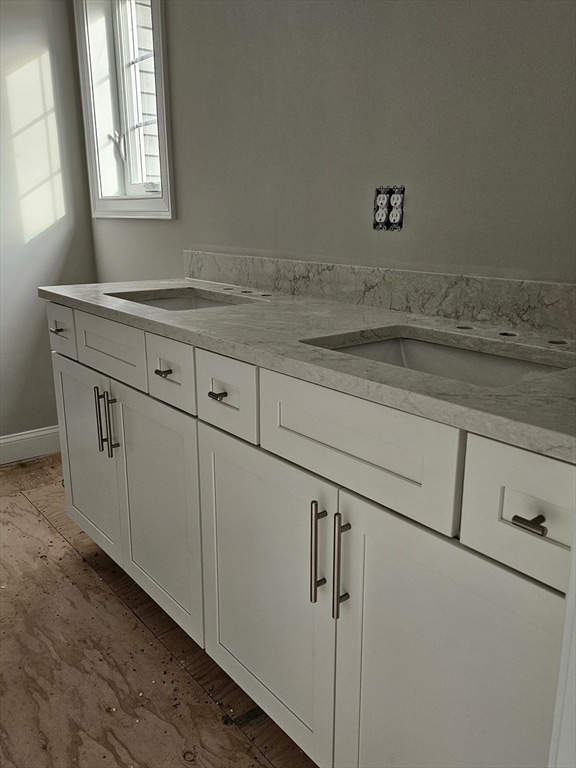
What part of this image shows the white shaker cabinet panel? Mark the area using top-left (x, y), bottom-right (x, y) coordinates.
top-left (52, 353), bottom-right (123, 564)
top-left (460, 435), bottom-right (575, 592)
top-left (335, 490), bottom-right (566, 768)
top-left (196, 349), bottom-right (259, 444)
top-left (75, 310), bottom-right (147, 391)
top-left (260, 369), bottom-right (464, 535)
top-left (145, 333), bottom-right (197, 415)
top-left (115, 383), bottom-right (203, 645)
top-left (199, 423), bottom-right (337, 768)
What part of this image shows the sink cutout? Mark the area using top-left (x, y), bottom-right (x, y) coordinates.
top-left (106, 287), bottom-right (265, 311)
top-left (302, 328), bottom-right (572, 388)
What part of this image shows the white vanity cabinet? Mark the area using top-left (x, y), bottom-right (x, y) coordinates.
top-left (46, 301), bottom-right (573, 768)
top-left (334, 491), bottom-right (565, 768)
top-left (52, 351), bottom-right (204, 645)
top-left (198, 420), bottom-right (566, 768)
top-left (198, 423), bottom-right (337, 767)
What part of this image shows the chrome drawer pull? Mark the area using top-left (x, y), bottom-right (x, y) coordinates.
top-left (332, 512), bottom-right (351, 620)
top-left (208, 390), bottom-right (228, 402)
top-left (93, 386), bottom-right (106, 452)
top-left (103, 391), bottom-right (120, 459)
top-left (310, 501), bottom-right (328, 604)
top-left (49, 324), bottom-right (64, 335)
top-left (154, 368), bottom-right (173, 378)
top-left (511, 514), bottom-right (548, 537)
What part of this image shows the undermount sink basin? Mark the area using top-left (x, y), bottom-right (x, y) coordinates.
top-left (118, 295), bottom-right (230, 310)
top-left (302, 329), bottom-right (571, 388)
top-left (106, 287), bottom-right (264, 311)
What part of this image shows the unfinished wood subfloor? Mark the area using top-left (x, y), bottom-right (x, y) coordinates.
top-left (0, 455), bottom-right (318, 768)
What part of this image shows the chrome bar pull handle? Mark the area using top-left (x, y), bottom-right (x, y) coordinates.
top-left (332, 512), bottom-right (351, 620)
top-left (208, 390), bottom-right (228, 402)
top-left (511, 514), bottom-right (548, 537)
top-left (49, 324), bottom-right (64, 335)
top-left (310, 501), bottom-right (328, 603)
top-left (93, 386), bottom-right (106, 452)
top-left (103, 391), bottom-right (120, 459)
top-left (154, 368), bottom-right (173, 378)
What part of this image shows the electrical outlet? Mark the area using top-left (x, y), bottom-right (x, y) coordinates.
top-left (374, 186), bottom-right (404, 231)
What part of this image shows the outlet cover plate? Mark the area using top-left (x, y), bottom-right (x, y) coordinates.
top-left (374, 185), bottom-right (404, 231)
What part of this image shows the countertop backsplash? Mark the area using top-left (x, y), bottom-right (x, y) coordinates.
top-left (185, 250), bottom-right (576, 338)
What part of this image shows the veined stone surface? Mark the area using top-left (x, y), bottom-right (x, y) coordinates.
top-left (38, 272), bottom-right (576, 463)
top-left (185, 251), bottom-right (576, 336)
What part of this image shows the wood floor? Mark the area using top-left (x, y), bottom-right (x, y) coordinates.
top-left (0, 454), bottom-right (318, 768)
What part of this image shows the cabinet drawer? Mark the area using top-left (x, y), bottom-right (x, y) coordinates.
top-left (146, 333), bottom-right (196, 415)
top-left (196, 349), bottom-right (259, 443)
top-left (460, 435), bottom-right (575, 591)
top-left (46, 303), bottom-right (77, 359)
top-left (75, 310), bottom-right (147, 391)
top-left (260, 370), bottom-right (464, 535)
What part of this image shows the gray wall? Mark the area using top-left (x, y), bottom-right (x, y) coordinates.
top-left (93, 0), bottom-right (575, 283)
top-left (0, 0), bottom-right (96, 438)
top-left (1, 0), bottom-right (574, 442)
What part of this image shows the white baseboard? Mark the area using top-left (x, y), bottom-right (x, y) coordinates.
top-left (0, 426), bottom-right (60, 465)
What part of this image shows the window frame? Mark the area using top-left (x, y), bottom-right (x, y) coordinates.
top-left (74, 0), bottom-right (174, 219)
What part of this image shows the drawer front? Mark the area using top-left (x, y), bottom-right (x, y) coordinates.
top-left (46, 303), bottom-right (77, 359)
top-left (196, 349), bottom-right (258, 444)
top-left (146, 333), bottom-right (196, 415)
top-left (460, 435), bottom-right (575, 591)
top-left (260, 370), bottom-right (463, 535)
top-left (75, 310), bottom-right (147, 391)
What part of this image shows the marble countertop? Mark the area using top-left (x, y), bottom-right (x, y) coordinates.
top-left (39, 278), bottom-right (576, 463)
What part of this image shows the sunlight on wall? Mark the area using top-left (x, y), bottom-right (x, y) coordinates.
top-left (5, 50), bottom-right (65, 243)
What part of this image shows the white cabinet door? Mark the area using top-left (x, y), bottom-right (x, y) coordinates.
top-left (52, 353), bottom-right (123, 563)
top-left (199, 423), bottom-right (337, 768)
top-left (335, 490), bottom-right (566, 768)
top-left (115, 383), bottom-right (204, 645)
